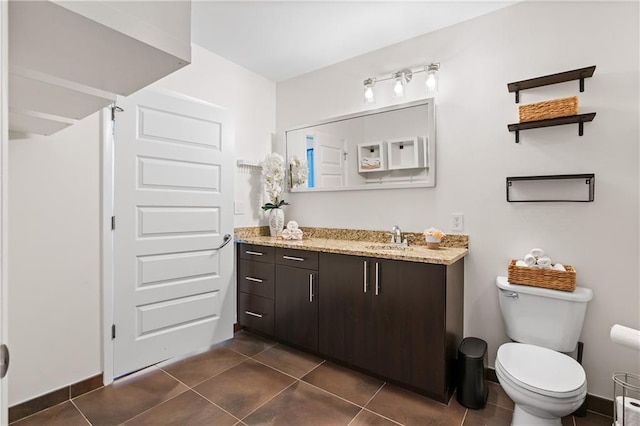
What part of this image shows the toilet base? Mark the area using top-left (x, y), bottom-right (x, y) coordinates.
top-left (513, 405), bottom-right (562, 426)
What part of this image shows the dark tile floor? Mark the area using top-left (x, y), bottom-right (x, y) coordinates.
top-left (11, 331), bottom-right (614, 426)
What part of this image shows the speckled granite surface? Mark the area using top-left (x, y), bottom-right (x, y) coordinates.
top-left (234, 226), bottom-right (468, 266)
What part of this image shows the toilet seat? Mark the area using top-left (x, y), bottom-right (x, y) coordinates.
top-left (497, 343), bottom-right (586, 399)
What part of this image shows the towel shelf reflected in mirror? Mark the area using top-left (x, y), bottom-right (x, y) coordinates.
top-left (285, 99), bottom-right (436, 192)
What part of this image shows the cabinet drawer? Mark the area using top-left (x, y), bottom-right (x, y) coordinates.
top-left (239, 293), bottom-right (274, 336)
top-left (238, 260), bottom-right (275, 299)
top-left (239, 243), bottom-right (275, 263)
top-left (275, 248), bottom-right (318, 270)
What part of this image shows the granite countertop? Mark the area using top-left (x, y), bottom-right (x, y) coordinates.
top-left (235, 227), bottom-right (468, 266)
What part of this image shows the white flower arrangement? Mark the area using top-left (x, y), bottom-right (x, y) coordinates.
top-left (261, 153), bottom-right (289, 210)
top-left (289, 155), bottom-right (308, 188)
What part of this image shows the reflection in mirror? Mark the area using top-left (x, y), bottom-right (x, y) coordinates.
top-left (285, 99), bottom-right (435, 192)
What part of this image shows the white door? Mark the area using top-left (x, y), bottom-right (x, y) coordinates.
top-left (0, 0), bottom-right (8, 423)
top-left (313, 131), bottom-right (345, 188)
top-left (113, 89), bottom-right (234, 377)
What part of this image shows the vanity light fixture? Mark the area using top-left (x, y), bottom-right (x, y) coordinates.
top-left (363, 78), bottom-right (376, 103)
top-left (362, 62), bottom-right (440, 103)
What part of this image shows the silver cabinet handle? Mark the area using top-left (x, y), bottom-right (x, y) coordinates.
top-left (309, 274), bottom-right (314, 302)
top-left (363, 260), bottom-right (368, 293)
top-left (245, 311), bottom-right (263, 318)
top-left (214, 234), bottom-right (232, 250)
top-left (283, 255), bottom-right (305, 262)
top-left (375, 262), bottom-right (380, 296)
top-left (245, 250), bottom-right (263, 256)
top-left (245, 277), bottom-right (263, 283)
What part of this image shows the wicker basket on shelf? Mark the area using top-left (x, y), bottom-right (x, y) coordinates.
top-left (518, 96), bottom-right (578, 123)
top-left (507, 260), bottom-right (576, 292)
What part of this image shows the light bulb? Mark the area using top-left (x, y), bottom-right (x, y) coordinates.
top-left (425, 63), bottom-right (440, 95)
top-left (363, 78), bottom-right (376, 103)
top-left (426, 73), bottom-right (437, 91)
top-left (393, 78), bottom-right (404, 99)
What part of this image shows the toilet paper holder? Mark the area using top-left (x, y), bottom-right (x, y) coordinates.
top-left (613, 372), bottom-right (640, 425)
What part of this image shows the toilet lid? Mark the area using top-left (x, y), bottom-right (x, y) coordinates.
top-left (497, 343), bottom-right (586, 397)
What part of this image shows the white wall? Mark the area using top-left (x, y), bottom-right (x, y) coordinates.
top-left (277, 1), bottom-right (639, 399)
top-left (8, 44), bottom-right (275, 405)
top-left (8, 114), bottom-right (102, 405)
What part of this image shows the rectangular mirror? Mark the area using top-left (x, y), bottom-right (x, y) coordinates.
top-left (285, 99), bottom-right (435, 192)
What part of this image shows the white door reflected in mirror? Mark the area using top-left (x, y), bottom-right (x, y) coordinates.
top-left (285, 99), bottom-right (436, 192)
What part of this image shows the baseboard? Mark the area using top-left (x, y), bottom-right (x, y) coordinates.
top-left (9, 373), bottom-right (103, 424)
top-left (485, 367), bottom-right (612, 418)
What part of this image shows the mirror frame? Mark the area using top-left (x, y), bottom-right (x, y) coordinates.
top-left (285, 99), bottom-right (436, 192)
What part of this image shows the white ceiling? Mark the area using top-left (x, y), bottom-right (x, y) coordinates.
top-left (191, 1), bottom-right (517, 82)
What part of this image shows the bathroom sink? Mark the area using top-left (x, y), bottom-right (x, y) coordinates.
top-left (364, 244), bottom-right (412, 251)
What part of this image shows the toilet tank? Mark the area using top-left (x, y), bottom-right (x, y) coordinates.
top-left (496, 276), bottom-right (593, 352)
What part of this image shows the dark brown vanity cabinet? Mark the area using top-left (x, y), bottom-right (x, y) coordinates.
top-left (237, 244), bottom-right (275, 336)
top-left (274, 248), bottom-right (319, 352)
top-left (237, 243), bottom-right (464, 403)
top-left (318, 253), bottom-right (464, 403)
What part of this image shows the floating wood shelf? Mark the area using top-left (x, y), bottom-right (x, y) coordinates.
top-left (507, 113), bottom-right (596, 143)
top-left (507, 66), bottom-right (596, 103)
top-left (506, 173), bottom-right (595, 202)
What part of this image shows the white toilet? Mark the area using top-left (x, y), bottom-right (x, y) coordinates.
top-left (495, 276), bottom-right (593, 426)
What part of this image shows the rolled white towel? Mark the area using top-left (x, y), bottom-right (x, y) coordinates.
top-left (552, 263), bottom-right (566, 271)
top-left (537, 256), bottom-right (552, 268)
top-left (287, 220), bottom-right (299, 231)
top-left (281, 229), bottom-right (293, 240)
top-left (291, 229), bottom-right (303, 240)
top-left (524, 253), bottom-right (536, 267)
top-left (515, 260), bottom-right (528, 267)
top-left (530, 248), bottom-right (545, 258)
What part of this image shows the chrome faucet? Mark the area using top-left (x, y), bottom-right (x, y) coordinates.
top-left (390, 225), bottom-right (407, 246)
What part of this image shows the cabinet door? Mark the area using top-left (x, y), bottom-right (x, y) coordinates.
top-left (371, 259), bottom-right (446, 396)
top-left (318, 253), bottom-right (373, 371)
top-left (275, 265), bottom-right (318, 351)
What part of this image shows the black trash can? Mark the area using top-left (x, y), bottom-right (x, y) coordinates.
top-left (457, 337), bottom-right (488, 409)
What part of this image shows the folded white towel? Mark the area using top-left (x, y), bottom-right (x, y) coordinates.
top-left (280, 229), bottom-right (293, 240)
top-left (524, 254), bottom-right (536, 267)
top-left (287, 220), bottom-right (299, 231)
top-left (291, 229), bottom-right (303, 240)
top-left (530, 248), bottom-right (545, 258)
top-left (361, 157), bottom-right (381, 169)
top-left (552, 263), bottom-right (566, 271)
top-left (515, 260), bottom-right (528, 267)
top-left (536, 256), bottom-right (552, 268)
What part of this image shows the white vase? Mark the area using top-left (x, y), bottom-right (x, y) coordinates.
top-left (268, 208), bottom-right (285, 237)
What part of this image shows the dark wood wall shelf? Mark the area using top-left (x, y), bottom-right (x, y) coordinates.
top-left (506, 173), bottom-right (595, 202)
top-left (507, 112), bottom-right (596, 143)
top-left (507, 66), bottom-right (596, 103)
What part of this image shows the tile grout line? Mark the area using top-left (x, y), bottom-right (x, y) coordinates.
top-left (238, 378), bottom-right (300, 422)
top-left (189, 388), bottom-right (243, 424)
top-left (459, 408), bottom-right (468, 426)
top-left (159, 355), bottom-right (250, 389)
top-left (249, 356), bottom-right (325, 384)
top-left (69, 399), bottom-right (93, 426)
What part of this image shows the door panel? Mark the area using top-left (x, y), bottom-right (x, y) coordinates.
top-left (318, 253), bottom-right (372, 370)
top-left (113, 89), bottom-right (234, 377)
top-left (371, 260), bottom-right (446, 395)
top-left (275, 265), bottom-right (318, 352)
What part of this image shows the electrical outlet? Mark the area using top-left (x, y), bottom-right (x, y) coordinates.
top-left (452, 213), bottom-right (464, 232)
